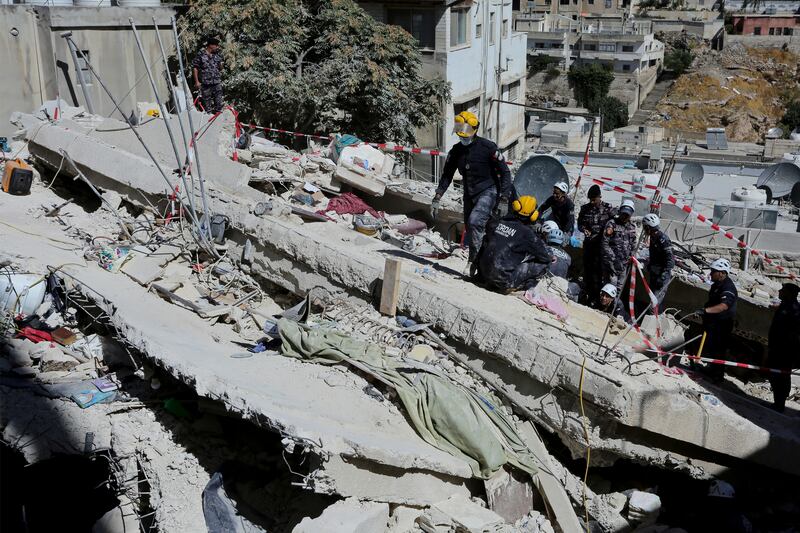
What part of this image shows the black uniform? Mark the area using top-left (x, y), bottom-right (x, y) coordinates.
top-left (437, 137), bottom-right (512, 261)
top-left (767, 299), bottom-right (800, 411)
top-left (577, 201), bottom-right (616, 305)
top-left (548, 245), bottom-right (571, 279)
top-left (477, 215), bottom-right (552, 293)
top-left (647, 229), bottom-right (675, 307)
top-left (702, 276), bottom-right (738, 380)
top-left (539, 195), bottom-right (575, 234)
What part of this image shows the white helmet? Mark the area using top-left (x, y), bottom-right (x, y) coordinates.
top-left (600, 283), bottom-right (617, 299)
top-left (642, 213), bottom-right (660, 228)
top-left (708, 480), bottom-right (735, 499)
top-left (554, 182), bottom-right (569, 194)
top-left (709, 258), bottom-right (731, 273)
top-left (541, 220), bottom-right (559, 235)
top-left (620, 198), bottom-right (635, 214)
top-left (547, 228), bottom-right (564, 245)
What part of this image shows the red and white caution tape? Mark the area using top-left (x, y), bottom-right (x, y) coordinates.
top-left (244, 123), bottom-right (333, 142)
top-left (631, 257), bottom-right (662, 341)
top-left (628, 261), bottom-right (663, 356)
top-left (645, 350), bottom-right (798, 375)
top-left (364, 143), bottom-right (446, 158)
top-left (591, 178), bottom-right (798, 281)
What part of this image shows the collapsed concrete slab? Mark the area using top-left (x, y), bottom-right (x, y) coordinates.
top-left (17, 114), bottom-right (800, 480)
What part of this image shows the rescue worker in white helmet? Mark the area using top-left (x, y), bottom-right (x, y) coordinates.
top-left (597, 283), bottom-right (627, 321)
top-left (697, 258), bottom-right (738, 383)
top-left (642, 213), bottom-right (675, 309)
top-left (432, 111), bottom-right (512, 263)
top-left (546, 228), bottom-right (571, 279)
top-left (538, 181), bottom-right (575, 235)
top-left (475, 195), bottom-right (553, 293)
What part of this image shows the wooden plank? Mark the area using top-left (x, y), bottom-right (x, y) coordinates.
top-left (379, 257), bottom-right (402, 316)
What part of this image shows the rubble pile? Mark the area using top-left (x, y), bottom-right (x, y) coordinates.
top-left (649, 43), bottom-right (800, 141)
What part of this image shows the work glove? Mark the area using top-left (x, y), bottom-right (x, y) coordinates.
top-left (430, 194), bottom-right (441, 220)
top-left (569, 235), bottom-right (582, 248)
top-left (494, 198), bottom-right (509, 219)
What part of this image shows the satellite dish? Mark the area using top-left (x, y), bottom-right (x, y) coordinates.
top-left (791, 181), bottom-right (800, 208)
top-left (757, 162), bottom-right (800, 200)
top-left (513, 154), bottom-right (569, 204)
top-left (681, 162), bottom-right (704, 187)
top-left (766, 127), bottom-right (783, 139)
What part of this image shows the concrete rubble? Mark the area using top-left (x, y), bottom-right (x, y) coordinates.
top-left (2, 103), bottom-right (799, 532)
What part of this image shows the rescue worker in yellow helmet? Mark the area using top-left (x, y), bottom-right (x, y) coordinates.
top-left (474, 195), bottom-right (554, 293)
top-left (432, 111), bottom-right (513, 262)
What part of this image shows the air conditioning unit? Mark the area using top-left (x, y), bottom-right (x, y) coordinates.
top-left (713, 201), bottom-right (778, 230)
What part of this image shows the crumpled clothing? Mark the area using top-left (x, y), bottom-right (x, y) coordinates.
top-left (523, 287), bottom-right (570, 321)
top-left (318, 192), bottom-right (383, 219)
top-left (16, 326), bottom-right (53, 343)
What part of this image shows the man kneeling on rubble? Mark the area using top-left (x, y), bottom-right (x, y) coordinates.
top-left (475, 195), bottom-right (553, 293)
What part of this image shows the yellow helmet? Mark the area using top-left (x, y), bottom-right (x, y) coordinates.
top-left (454, 111), bottom-right (479, 138)
top-left (512, 195), bottom-right (539, 222)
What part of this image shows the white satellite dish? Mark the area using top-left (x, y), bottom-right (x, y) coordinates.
top-left (681, 162), bottom-right (704, 187)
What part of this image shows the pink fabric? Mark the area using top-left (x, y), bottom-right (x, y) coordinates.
top-left (318, 192), bottom-right (382, 218)
top-left (523, 289), bottom-right (569, 322)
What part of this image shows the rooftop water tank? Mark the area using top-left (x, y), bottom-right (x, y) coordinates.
top-left (731, 186), bottom-right (767, 204)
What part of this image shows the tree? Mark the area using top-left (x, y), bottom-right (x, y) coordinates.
top-left (179, 0), bottom-right (450, 144)
top-left (568, 64), bottom-right (614, 112)
top-left (597, 96), bottom-right (629, 133)
top-left (664, 49), bottom-right (694, 75)
top-left (779, 100), bottom-right (800, 137)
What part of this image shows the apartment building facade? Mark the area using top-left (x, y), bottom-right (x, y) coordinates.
top-left (359, 0), bottom-right (527, 170)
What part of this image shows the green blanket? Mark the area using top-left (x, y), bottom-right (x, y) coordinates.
top-left (278, 319), bottom-right (538, 479)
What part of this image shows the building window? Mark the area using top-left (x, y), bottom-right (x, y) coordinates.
top-left (598, 43), bottom-right (616, 52)
top-left (604, 0), bottom-right (612, 7)
top-left (535, 42), bottom-right (546, 48)
top-left (502, 19), bottom-right (508, 38)
top-left (388, 8), bottom-right (436, 49)
top-left (560, 0), bottom-right (569, 4)
top-left (490, 12), bottom-right (496, 45)
top-left (77, 50), bottom-right (92, 84)
top-left (622, 45), bottom-right (634, 52)
top-left (784, 28), bottom-right (793, 35)
top-left (450, 8), bottom-right (470, 47)
top-left (753, 26), bottom-right (761, 35)
top-left (584, 43), bottom-right (597, 51)
top-left (588, 0), bottom-right (594, 3)
top-left (454, 97), bottom-right (480, 117)
top-left (508, 80), bottom-right (520, 103)
top-left (504, 141), bottom-right (518, 162)
top-left (476, 23), bottom-right (482, 38)
top-left (768, 27), bottom-right (775, 35)
top-left (622, 64), bottom-right (630, 71)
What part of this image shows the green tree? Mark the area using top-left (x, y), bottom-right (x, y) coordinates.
top-left (180, 0), bottom-right (450, 144)
top-left (664, 49), bottom-right (694, 75)
top-left (779, 100), bottom-right (800, 137)
top-left (568, 64), bottom-right (614, 111)
top-left (597, 96), bottom-right (629, 133)
top-left (528, 54), bottom-right (560, 76)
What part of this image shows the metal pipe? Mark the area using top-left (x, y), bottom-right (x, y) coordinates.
top-left (129, 20), bottom-right (199, 224)
top-left (60, 32), bottom-right (96, 115)
top-left (62, 34), bottom-right (214, 255)
top-left (171, 16), bottom-right (211, 235)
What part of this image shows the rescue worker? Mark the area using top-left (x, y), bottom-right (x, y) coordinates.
top-left (538, 182), bottom-right (575, 234)
top-left (537, 220), bottom-right (559, 240)
top-left (698, 258), bottom-right (738, 382)
top-left (432, 111), bottom-right (512, 263)
top-left (577, 184), bottom-right (616, 306)
top-left (765, 283), bottom-right (800, 412)
top-left (601, 198), bottom-right (637, 295)
top-left (476, 195), bottom-right (552, 293)
top-left (597, 283), bottom-right (626, 321)
top-left (641, 213), bottom-right (675, 308)
top-left (698, 480), bottom-right (753, 533)
top-left (547, 228), bottom-right (571, 279)
top-left (192, 37), bottom-right (224, 114)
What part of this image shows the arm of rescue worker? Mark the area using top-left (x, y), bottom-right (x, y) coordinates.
top-left (577, 204), bottom-right (590, 236)
top-left (526, 233), bottom-right (555, 264)
top-left (539, 196), bottom-right (553, 215)
top-left (491, 149), bottom-right (512, 201)
top-left (192, 54), bottom-right (202, 89)
top-left (704, 287), bottom-right (735, 314)
top-left (564, 198), bottom-right (575, 234)
top-left (435, 150), bottom-right (458, 199)
top-left (600, 222), bottom-right (616, 276)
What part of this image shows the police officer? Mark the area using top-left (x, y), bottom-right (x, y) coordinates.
top-left (699, 258), bottom-right (738, 382)
top-left (547, 228), bottom-right (571, 279)
top-left (192, 37), bottom-right (224, 114)
top-left (432, 111), bottom-right (512, 263)
top-left (765, 283), bottom-right (800, 412)
top-left (577, 184), bottom-right (616, 306)
top-left (476, 196), bottom-right (552, 293)
top-left (601, 198), bottom-right (637, 295)
top-left (538, 182), bottom-right (575, 234)
top-left (641, 214), bottom-right (675, 308)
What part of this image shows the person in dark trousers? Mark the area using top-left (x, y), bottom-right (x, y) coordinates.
top-left (641, 213), bottom-right (675, 309)
top-left (432, 111), bottom-right (512, 263)
top-left (538, 181), bottom-right (575, 234)
top-left (476, 196), bottom-right (553, 293)
top-left (766, 283), bottom-right (800, 412)
top-left (698, 258), bottom-right (738, 382)
top-left (192, 37), bottom-right (224, 114)
top-left (601, 198), bottom-right (637, 296)
top-left (577, 184), bottom-right (616, 306)
top-left (546, 228), bottom-right (571, 279)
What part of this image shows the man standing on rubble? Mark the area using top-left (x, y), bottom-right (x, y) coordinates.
top-left (642, 214), bottom-right (674, 309)
top-left (601, 198), bottom-right (637, 298)
top-left (698, 258), bottom-right (738, 382)
top-left (577, 185), bottom-right (616, 306)
top-left (476, 196), bottom-right (553, 293)
top-left (538, 182), bottom-right (575, 235)
top-left (765, 283), bottom-right (800, 411)
top-left (192, 37), bottom-right (224, 114)
top-left (432, 111), bottom-right (512, 263)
